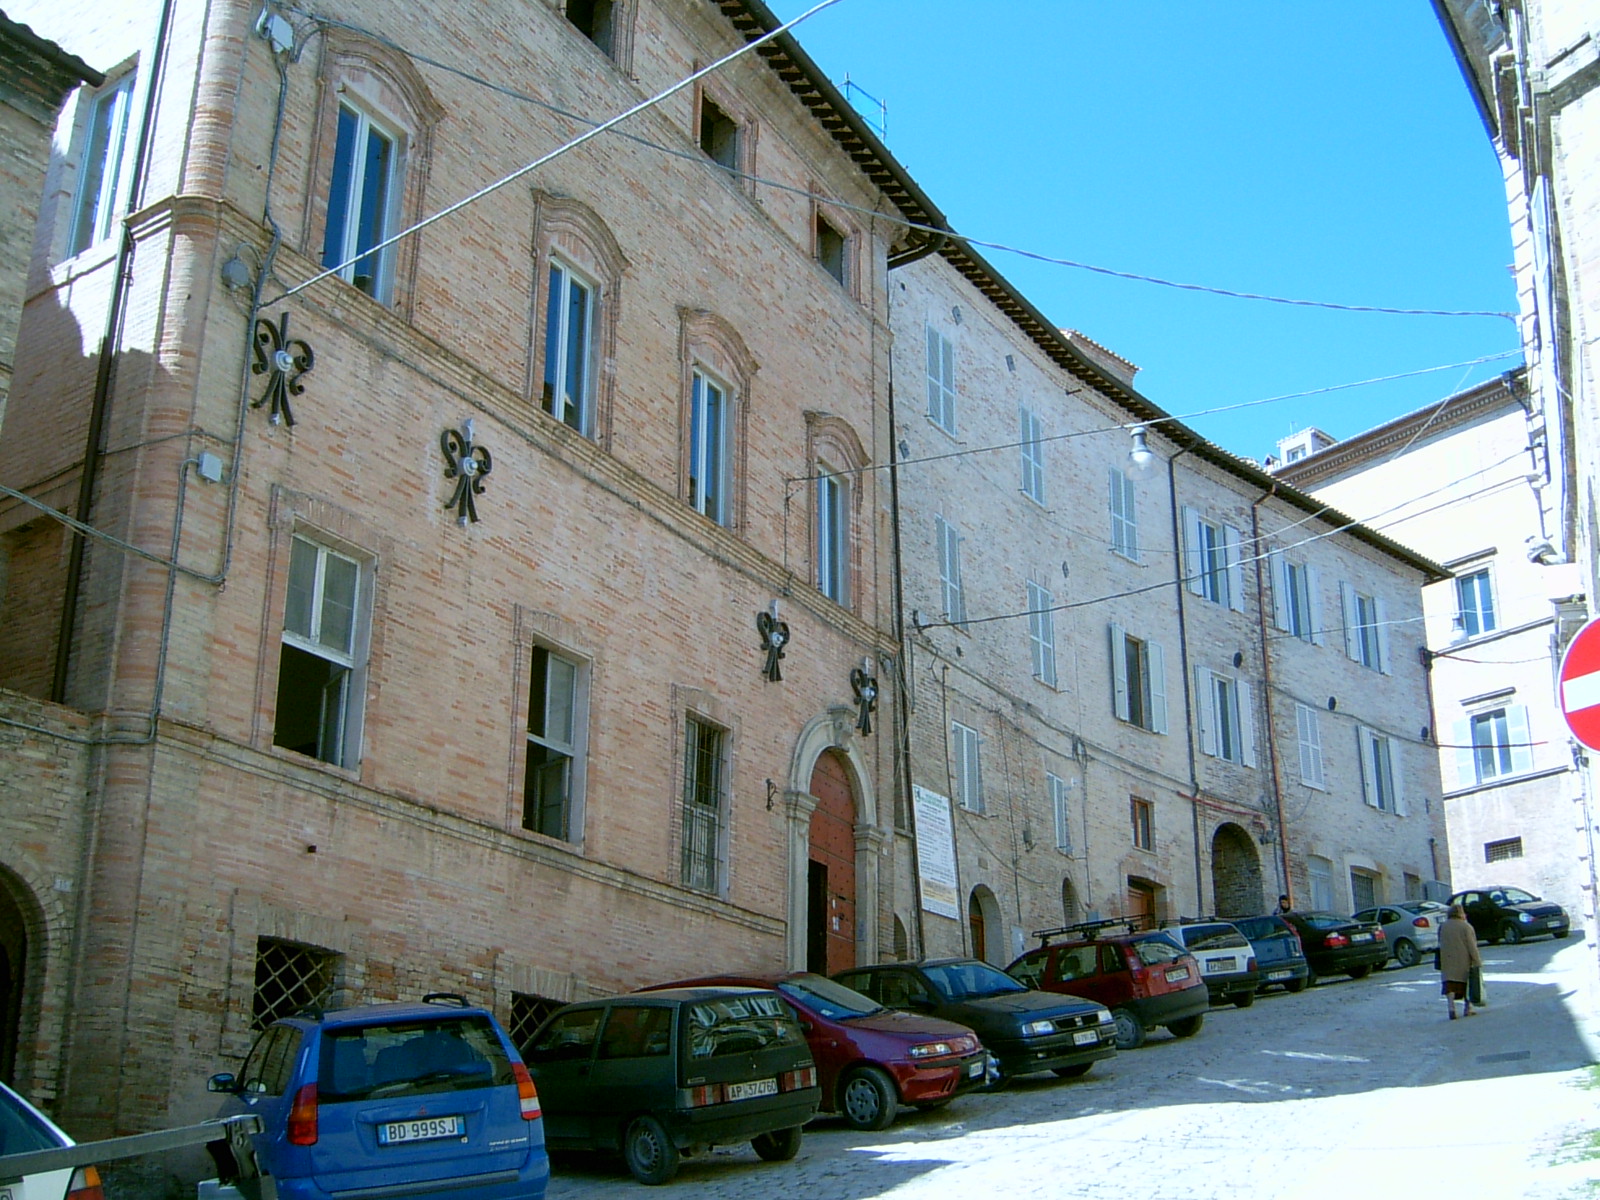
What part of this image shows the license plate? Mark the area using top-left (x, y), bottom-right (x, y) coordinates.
top-left (968, 1059), bottom-right (985, 1077)
top-left (1165, 968), bottom-right (1189, 983)
top-left (1352, 932), bottom-right (1372, 942)
top-left (378, 1115), bottom-right (463, 1145)
top-left (1207, 958), bottom-right (1236, 972)
top-left (1268, 970), bottom-right (1291, 980)
top-left (1072, 1030), bottom-right (1098, 1046)
top-left (726, 1078), bottom-right (778, 1102)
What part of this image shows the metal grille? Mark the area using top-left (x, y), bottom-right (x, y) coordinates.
top-left (508, 993), bottom-right (564, 1058)
top-left (252, 938), bottom-right (338, 1030)
top-left (681, 717), bottom-right (725, 893)
top-left (1485, 836), bottom-right (1524, 863)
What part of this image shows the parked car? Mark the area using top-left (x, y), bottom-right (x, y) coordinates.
top-left (1450, 887), bottom-right (1571, 944)
top-left (1160, 921), bottom-right (1260, 1007)
top-left (524, 986), bottom-right (818, 1185)
top-left (1279, 911), bottom-right (1387, 982)
top-left (639, 972), bottom-right (986, 1130)
top-left (1352, 901), bottom-right (1447, 968)
top-left (1230, 914), bottom-right (1310, 993)
top-left (1006, 918), bottom-right (1210, 1050)
top-left (0, 1080), bottom-right (103, 1200)
top-left (833, 958), bottom-right (1116, 1083)
top-left (207, 993), bottom-right (548, 1200)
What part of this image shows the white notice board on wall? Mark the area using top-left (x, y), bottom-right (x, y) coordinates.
top-left (912, 784), bottom-right (960, 919)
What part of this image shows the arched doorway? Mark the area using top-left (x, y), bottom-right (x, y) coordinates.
top-left (1212, 823), bottom-right (1264, 917)
top-left (0, 875), bottom-right (32, 1085)
top-left (1061, 877), bottom-right (1081, 926)
top-left (807, 750), bottom-right (858, 975)
top-left (968, 886), bottom-right (1002, 964)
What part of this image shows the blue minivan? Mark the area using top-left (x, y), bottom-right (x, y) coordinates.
top-left (207, 993), bottom-right (547, 1200)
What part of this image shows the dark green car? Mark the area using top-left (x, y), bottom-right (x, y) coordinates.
top-left (523, 987), bottom-right (819, 1185)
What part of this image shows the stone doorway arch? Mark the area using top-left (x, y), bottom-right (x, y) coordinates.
top-left (968, 885), bottom-right (1003, 964)
top-left (1212, 823), bottom-right (1264, 918)
top-left (0, 868), bottom-right (40, 1086)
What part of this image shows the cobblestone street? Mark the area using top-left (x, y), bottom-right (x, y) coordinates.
top-left (546, 938), bottom-right (1600, 1199)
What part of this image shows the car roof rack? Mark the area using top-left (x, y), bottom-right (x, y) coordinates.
top-left (422, 992), bottom-right (470, 1007)
top-left (1031, 915), bottom-right (1156, 944)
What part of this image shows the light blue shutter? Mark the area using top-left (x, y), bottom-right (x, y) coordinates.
top-left (1182, 507), bottom-right (1204, 596)
top-left (1270, 552), bottom-right (1290, 631)
top-left (1453, 718), bottom-right (1476, 789)
top-left (1195, 667), bottom-right (1217, 756)
top-left (1307, 565), bottom-right (1325, 646)
top-left (1223, 525), bottom-right (1245, 612)
top-left (1149, 641), bottom-right (1168, 734)
top-left (1341, 583), bottom-right (1359, 661)
top-left (1110, 623), bottom-right (1130, 721)
top-left (1507, 705), bottom-right (1534, 774)
top-left (1375, 597), bottom-right (1391, 674)
top-left (1238, 679), bottom-right (1257, 768)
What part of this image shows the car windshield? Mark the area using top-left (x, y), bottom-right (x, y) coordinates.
top-left (320, 1015), bottom-right (513, 1102)
top-left (687, 993), bottom-right (806, 1059)
top-left (1132, 935), bottom-right (1186, 966)
top-left (778, 974), bottom-right (883, 1019)
top-left (923, 960), bottom-right (1029, 1001)
top-left (1499, 888), bottom-right (1539, 904)
top-left (1299, 912), bottom-right (1351, 930)
top-left (1232, 917), bottom-right (1293, 941)
top-left (0, 1089), bottom-right (63, 1155)
top-left (1181, 924), bottom-right (1249, 950)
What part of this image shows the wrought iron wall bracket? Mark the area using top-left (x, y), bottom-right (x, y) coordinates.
top-left (757, 610), bottom-right (790, 682)
top-left (851, 664), bottom-right (878, 735)
top-left (441, 419), bottom-right (493, 525)
top-left (251, 312), bottom-right (314, 426)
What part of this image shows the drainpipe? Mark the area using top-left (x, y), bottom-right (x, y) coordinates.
top-left (1164, 440), bottom-right (1205, 909)
top-left (1250, 487), bottom-right (1294, 902)
top-left (52, 0), bottom-right (178, 703)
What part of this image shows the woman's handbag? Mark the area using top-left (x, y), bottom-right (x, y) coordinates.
top-left (1469, 964), bottom-right (1485, 1006)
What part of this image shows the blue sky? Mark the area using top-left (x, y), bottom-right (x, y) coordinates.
top-left (767, 1), bottom-right (1520, 461)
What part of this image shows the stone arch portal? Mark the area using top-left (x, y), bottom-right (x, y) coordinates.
top-left (1211, 822), bottom-right (1264, 918)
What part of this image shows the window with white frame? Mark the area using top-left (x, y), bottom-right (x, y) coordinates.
top-left (935, 515), bottom-right (967, 627)
top-left (1308, 855), bottom-right (1334, 910)
top-left (524, 645), bottom-right (586, 842)
top-left (1196, 666), bottom-right (1255, 766)
top-left (1050, 773), bottom-right (1072, 854)
top-left (681, 715), bottom-right (727, 893)
top-left (1357, 726), bottom-right (1404, 814)
top-left (1456, 568), bottom-right (1497, 638)
top-left (1027, 580), bottom-right (1057, 687)
top-left (274, 535), bottom-right (368, 769)
top-left (1019, 405), bottom-right (1045, 504)
top-left (1182, 508), bottom-right (1242, 610)
top-left (1109, 467), bottom-right (1139, 560)
top-left (70, 70), bottom-right (137, 256)
top-left (688, 367), bottom-right (730, 524)
top-left (816, 470), bottom-right (849, 604)
top-left (926, 325), bottom-right (956, 434)
top-left (1271, 552), bottom-right (1321, 643)
top-left (1131, 797), bottom-right (1153, 851)
top-left (1453, 705), bottom-right (1533, 787)
top-left (1340, 582), bottom-right (1389, 672)
top-left (321, 101), bottom-right (399, 300)
top-left (541, 259), bottom-right (597, 434)
top-left (1295, 702), bottom-right (1325, 789)
top-left (951, 721), bottom-right (983, 814)
top-left (1109, 623), bottom-right (1167, 733)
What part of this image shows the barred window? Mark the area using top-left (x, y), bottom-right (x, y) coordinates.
top-left (252, 937), bottom-right (339, 1030)
top-left (1484, 836), bottom-right (1524, 864)
top-left (681, 716), bottom-right (727, 893)
top-left (508, 992), bottom-right (565, 1059)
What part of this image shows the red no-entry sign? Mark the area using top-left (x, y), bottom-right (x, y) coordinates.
top-left (1559, 618), bottom-right (1600, 750)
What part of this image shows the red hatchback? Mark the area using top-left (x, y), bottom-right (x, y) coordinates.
top-left (641, 972), bottom-right (987, 1131)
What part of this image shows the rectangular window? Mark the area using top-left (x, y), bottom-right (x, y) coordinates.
top-left (1308, 856), bottom-right (1334, 911)
top-left (1109, 467), bottom-right (1139, 560)
top-left (252, 937), bottom-right (339, 1031)
top-left (565, 0), bottom-right (615, 55)
top-left (274, 535), bottom-right (365, 768)
top-left (816, 472), bottom-right (849, 604)
top-left (524, 646), bottom-right (583, 842)
top-left (1342, 583), bottom-right (1389, 672)
top-left (925, 325), bottom-right (956, 433)
top-left (71, 72), bottom-right (137, 255)
top-left (1109, 624), bottom-right (1167, 734)
top-left (815, 213), bottom-right (847, 285)
top-left (1196, 667), bottom-right (1255, 766)
top-left (951, 721), bottom-right (983, 814)
top-left (541, 260), bottom-right (596, 434)
top-left (681, 717), bottom-right (726, 893)
top-left (1484, 836), bottom-right (1524, 863)
top-left (1272, 553), bottom-right (1318, 642)
top-left (322, 103), bottom-right (397, 300)
top-left (1131, 797), bottom-right (1153, 851)
top-left (699, 95), bottom-right (738, 170)
top-left (1357, 726), bottom-right (1402, 813)
top-left (1463, 705), bottom-right (1534, 784)
top-left (1050, 773), bottom-right (1072, 854)
top-left (1019, 405), bottom-right (1045, 503)
top-left (1456, 568), bottom-right (1496, 638)
top-left (935, 515), bottom-right (966, 628)
top-left (1183, 509), bottom-right (1241, 610)
top-left (1295, 702), bottom-right (1325, 789)
top-left (688, 369), bottom-right (728, 524)
top-left (1027, 580), bottom-right (1057, 687)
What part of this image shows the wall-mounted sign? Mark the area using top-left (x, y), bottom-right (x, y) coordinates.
top-left (912, 784), bottom-right (959, 920)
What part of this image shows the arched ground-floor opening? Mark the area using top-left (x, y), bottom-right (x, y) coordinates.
top-left (1212, 822), bottom-right (1264, 918)
top-left (0, 867), bottom-right (39, 1086)
top-left (807, 750), bottom-right (858, 975)
top-left (968, 885), bottom-right (1003, 964)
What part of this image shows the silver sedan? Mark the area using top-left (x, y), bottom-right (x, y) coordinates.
top-left (1352, 901), bottom-right (1448, 969)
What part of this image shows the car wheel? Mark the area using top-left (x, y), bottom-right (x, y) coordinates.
top-left (1232, 989), bottom-right (1255, 1009)
top-left (623, 1115), bottom-right (680, 1186)
top-left (839, 1066), bottom-right (897, 1132)
top-left (751, 1126), bottom-right (803, 1163)
top-left (1305, 967), bottom-right (1320, 988)
top-left (1394, 939), bottom-right (1420, 969)
top-left (1347, 965), bottom-right (1372, 980)
top-left (1502, 922), bottom-right (1523, 945)
top-left (1284, 976), bottom-right (1308, 994)
top-left (1167, 1014), bottom-right (1204, 1038)
top-left (1112, 1007), bottom-right (1146, 1050)
top-left (1051, 1063), bottom-right (1093, 1079)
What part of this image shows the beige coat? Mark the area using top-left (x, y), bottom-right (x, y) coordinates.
top-left (1438, 915), bottom-right (1482, 984)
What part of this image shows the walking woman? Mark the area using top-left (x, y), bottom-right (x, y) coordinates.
top-left (1438, 902), bottom-right (1483, 1019)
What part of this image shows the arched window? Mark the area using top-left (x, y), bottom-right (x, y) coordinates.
top-left (678, 310), bottom-right (756, 531)
top-left (805, 413), bottom-right (867, 609)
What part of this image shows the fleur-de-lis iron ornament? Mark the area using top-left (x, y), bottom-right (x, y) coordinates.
top-left (757, 606), bottom-right (790, 682)
top-left (441, 418), bottom-right (493, 525)
top-left (251, 312), bottom-right (314, 426)
top-left (851, 661), bottom-right (878, 735)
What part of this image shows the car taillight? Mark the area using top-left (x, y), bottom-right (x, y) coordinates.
top-left (1246, 955), bottom-right (1257, 972)
top-left (287, 1083), bottom-right (318, 1146)
top-left (66, 1166), bottom-right (103, 1200)
top-left (780, 1066), bottom-right (817, 1091)
top-left (1325, 933), bottom-right (1348, 949)
top-left (511, 1061), bottom-right (541, 1120)
top-left (1413, 917), bottom-right (1431, 928)
top-left (1374, 928), bottom-right (1385, 941)
top-left (682, 1083), bottom-right (725, 1107)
